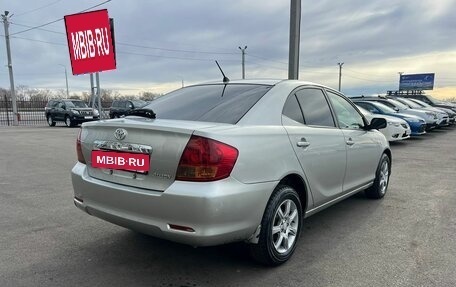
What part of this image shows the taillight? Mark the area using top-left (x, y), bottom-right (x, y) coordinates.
top-left (76, 129), bottom-right (86, 164)
top-left (176, 135), bottom-right (238, 182)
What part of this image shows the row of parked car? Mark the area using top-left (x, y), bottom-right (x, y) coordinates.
top-left (348, 93), bottom-right (456, 142)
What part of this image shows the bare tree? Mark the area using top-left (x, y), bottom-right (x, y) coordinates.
top-left (139, 91), bottom-right (162, 101)
top-left (15, 85), bottom-right (29, 101)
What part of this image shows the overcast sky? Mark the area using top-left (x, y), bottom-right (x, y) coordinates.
top-left (1, 0), bottom-right (455, 98)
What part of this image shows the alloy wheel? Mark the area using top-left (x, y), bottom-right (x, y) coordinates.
top-left (379, 161), bottom-right (389, 195)
top-left (271, 199), bottom-right (299, 254)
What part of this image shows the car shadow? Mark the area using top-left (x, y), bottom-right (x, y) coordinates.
top-left (9, 193), bottom-right (384, 286)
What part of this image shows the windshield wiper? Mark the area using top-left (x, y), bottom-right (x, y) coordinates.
top-left (127, 108), bottom-right (156, 119)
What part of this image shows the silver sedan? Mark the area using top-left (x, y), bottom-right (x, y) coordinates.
top-left (72, 80), bottom-right (391, 265)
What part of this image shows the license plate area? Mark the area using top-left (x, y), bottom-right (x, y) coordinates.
top-left (91, 150), bottom-right (150, 174)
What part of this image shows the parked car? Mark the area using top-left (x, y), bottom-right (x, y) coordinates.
top-left (353, 100), bottom-right (426, 136)
top-left (72, 80), bottom-right (391, 265)
top-left (396, 93), bottom-right (456, 113)
top-left (393, 97), bottom-right (450, 127)
top-left (406, 98), bottom-right (456, 124)
top-left (351, 96), bottom-right (438, 130)
top-left (356, 105), bottom-right (410, 141)
top-left (109, 100), bottom-right (148, 118)
top-left (45, 99), bottom-right (99, 127)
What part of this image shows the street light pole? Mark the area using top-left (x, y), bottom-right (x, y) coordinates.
top-left (59, 64), bottom-right (69, 97)
top-left (338, 62), bottom-right (344, 91)
top-left (288, 0), bottom-right (301, 80)
top-left (238, 46), bottom-right (247, 79)
top-left (2, 11), bottom-right (18, 126)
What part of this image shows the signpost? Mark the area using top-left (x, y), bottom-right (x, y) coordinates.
top-left (64, 9), bottom-right (116, 75)
top-left (64, 9), bottom-right (116, 119)
top-left (399, 73), bottom-right (435, 91)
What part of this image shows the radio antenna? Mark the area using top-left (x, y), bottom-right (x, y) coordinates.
top-left (215, 61), bottom-right (229, 83)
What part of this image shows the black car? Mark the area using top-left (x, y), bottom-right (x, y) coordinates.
top-left (45, 99), bottom-right (99, 127)
top-left (109, 100), bottom-right (147, 118)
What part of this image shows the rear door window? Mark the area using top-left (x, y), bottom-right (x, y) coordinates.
top-left (295, 88), bottom-right (336, 127)
top-left (144, 84), bottom-right (272, 124)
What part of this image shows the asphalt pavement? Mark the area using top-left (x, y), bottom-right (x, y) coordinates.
top-left (0, 126), bottom-right (455, 287)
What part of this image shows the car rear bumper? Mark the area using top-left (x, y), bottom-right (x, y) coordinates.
top-left (71, 162), bottom-right (276, 247)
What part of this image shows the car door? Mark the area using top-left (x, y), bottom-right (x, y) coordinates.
top-left (282, 88), bottom-right (347, 207)
top-left (51, 101), bottom-right (63, 120)
top-left (121, 101), bottom-right (129, 116)
top-left (326, 90), bottom-right (381, 192)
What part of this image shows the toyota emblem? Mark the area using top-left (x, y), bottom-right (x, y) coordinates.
top-left (114, 128), bottom-right (128, 141)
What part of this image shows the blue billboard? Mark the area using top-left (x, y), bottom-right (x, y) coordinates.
top-left (399, 73), bottom-right (434, 91)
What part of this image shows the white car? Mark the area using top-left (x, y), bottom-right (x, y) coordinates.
top-left (357, 105), bottom-right (411, 141)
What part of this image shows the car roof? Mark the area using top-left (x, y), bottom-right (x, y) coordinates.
top-left (193, 79), bottom-right (283, 86)
top-left (186, 79), bottom-right (334, 89)
top-left (349, 95), bottom-right (387, 99)
top-left (355, 100), bottom-right (388, 108)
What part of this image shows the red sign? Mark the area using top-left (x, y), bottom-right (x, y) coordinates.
top-left (91, 150), bottom-right (150, 173)
top-left (64, 9), bottom-right (116, 75)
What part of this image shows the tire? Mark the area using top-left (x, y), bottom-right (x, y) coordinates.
top-left (47, 116), bottom-right (56, 127)
top-left (250, 185), bottom-right (302, 266)
top-left (365, 153), bottom-right (390, 199)
top-left (64, 116), bottom-right (74, 127)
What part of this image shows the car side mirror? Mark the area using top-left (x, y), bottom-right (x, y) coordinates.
top-left (367, 118), bottom-right (387, 130)
top-left (61, 105), bottom-right (66, 110)
top-left (394, 107), bottom-right (399, 112)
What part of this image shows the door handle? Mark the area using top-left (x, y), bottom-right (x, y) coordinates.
top-left (346, 138), bottom-right (355, 146)
top-left (297, 138), bottom-right (310, 148)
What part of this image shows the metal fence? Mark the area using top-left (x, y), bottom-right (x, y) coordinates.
top-left (0, 97), bottom-right (47, 126)
top-left (0, 97), bottom-right (112, 126)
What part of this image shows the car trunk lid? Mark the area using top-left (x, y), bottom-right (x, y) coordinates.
top-left (80, 117), bottom-right (220, 191)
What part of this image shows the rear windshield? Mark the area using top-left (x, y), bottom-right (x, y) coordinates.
top-left (65, 101), bottom-right (88, 108)
top-left (144, 84), bottom-right (272, 124)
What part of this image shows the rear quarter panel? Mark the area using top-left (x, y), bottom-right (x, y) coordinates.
top-left (195, 125), bottom-right (304, 185)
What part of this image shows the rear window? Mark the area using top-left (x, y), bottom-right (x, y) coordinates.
top-left (144, 84), bottom-right (272, 124)
top-left (65, 100), bottom-right (88, 108)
